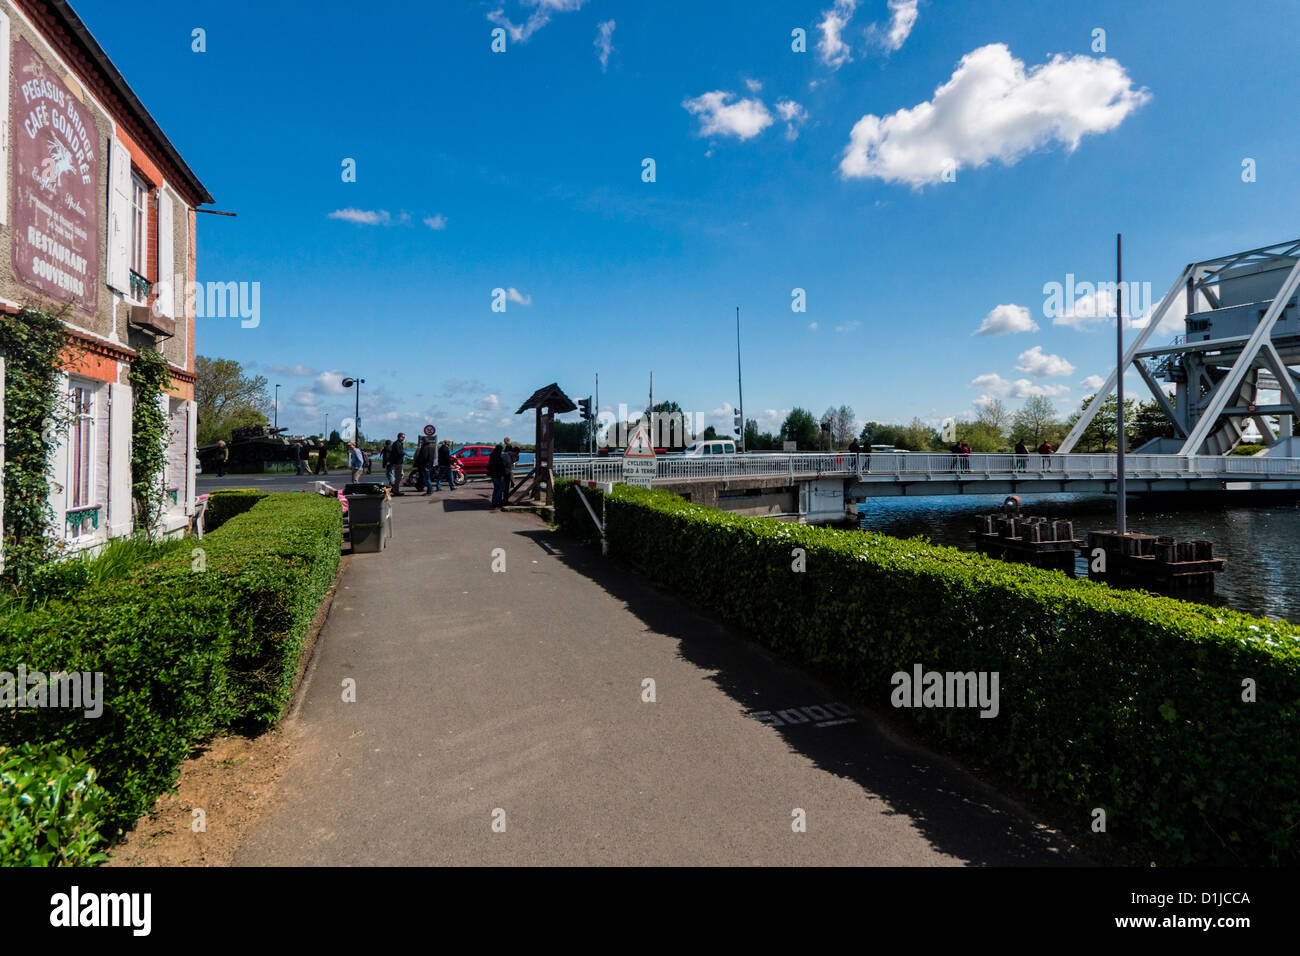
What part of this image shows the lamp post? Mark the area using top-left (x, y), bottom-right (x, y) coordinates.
top-left (342, 377), bottom-right (364, 443)
top-left (736, 306), bottom-right (746, 452)
top-left (1116, 234), bottom-right (1127, 535)
top-left (274, 384), bottom-right (280, 431)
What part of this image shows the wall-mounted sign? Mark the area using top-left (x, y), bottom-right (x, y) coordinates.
top-left (11, 38), bottom-right (100, 317)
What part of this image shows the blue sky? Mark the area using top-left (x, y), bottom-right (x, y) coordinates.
top-left (76, 0), bottom-right (1300, 443)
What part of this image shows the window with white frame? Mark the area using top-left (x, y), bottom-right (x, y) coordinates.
top-left (67, 384), bottom-right (96, 537)
top-left (130, 174), bottom-right (149, 279)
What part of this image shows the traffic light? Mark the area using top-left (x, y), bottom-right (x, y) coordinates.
top-left (733, 410), bottom-right (743, 438)
top-left (578, 397), bottom-right (593, 420)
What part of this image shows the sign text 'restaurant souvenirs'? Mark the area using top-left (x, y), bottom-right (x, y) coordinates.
top-left (11, 38), bottom-right (99, 316)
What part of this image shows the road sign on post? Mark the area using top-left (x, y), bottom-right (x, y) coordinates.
top-left (424, 424), bottom-right (436, 438)
top-left (623, 422), bottom-right (656, 488)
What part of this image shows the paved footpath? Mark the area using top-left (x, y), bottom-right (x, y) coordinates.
top-left (234, 481), bottom-right (1082, 866)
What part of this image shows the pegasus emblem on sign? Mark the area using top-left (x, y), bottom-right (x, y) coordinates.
top-left (37, 136), bottom-right (76, 193)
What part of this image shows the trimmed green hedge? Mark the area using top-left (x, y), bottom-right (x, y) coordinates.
top-left (0, 491), bottom-right (341, 848)
top-left (556, 481), bottom-right (1300, 865)
top-left (201, 489), bottom-right (265, 533)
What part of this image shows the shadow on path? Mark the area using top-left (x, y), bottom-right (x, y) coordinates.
top-left (512, 526), bottom-right (1085, 867)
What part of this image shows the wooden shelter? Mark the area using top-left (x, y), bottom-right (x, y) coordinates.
top-left (510, 384), bottom-right (577, 505)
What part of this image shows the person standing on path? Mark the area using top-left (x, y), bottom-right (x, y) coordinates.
top-left (436, 439), bottom-right (455, 492)
top-left (216, 440), bottom-right (228, 477)
top-left (293, 441), bottom-right (304, 476)
top-left (500, 436), bottom-right (518, 506)
top-left (348, 442), bottom-right (364, 483)
top-left (414, 437), bottom-right (435, 495)
top-left (488, 443), bottom-right (505, 508)
top-left (389, 433), bottom-right (406, 494)
top-left (315, 440), bottom-right (328, 475)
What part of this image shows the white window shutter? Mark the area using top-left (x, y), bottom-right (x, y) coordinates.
top-left (157, 188), bottom-right (174, 317)
top-left (106, 139), bottom-right (132, 293)
top-left (107, 382), bottom-right (134, 537)
top-left (0, 10), bottom-right (11, 227)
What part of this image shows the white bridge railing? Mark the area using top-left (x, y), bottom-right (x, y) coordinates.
top-left (552, 452), bottom-right (1300, 483)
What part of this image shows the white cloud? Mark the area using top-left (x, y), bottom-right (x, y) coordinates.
top-left (817, 0), bottom-right (859, 70)
top-left (488, 0), bottom-right (588, 43)
top-left (506, 287), bottom-right (532, 305)
top-left (423, 214), bottom-right (447, 230)
top-left (838, 43), bottom-right (1151, 186)
top-left (1015, 345), bottom-right (1075, 378)
top-left (265, 364), bottom-right (320, 377)
top-left (1052, 286), bottom-right (1116, 330)
top-left (809, 321), bottom-right (819, 330)
top-left (291, 388), bottom-right (317, 407)
top-left (875, 0), bottom-right (918, 52)
top-left (969, 372), bottom-right (1071, 400)
top-left (328, 208), bottom-right (400, 226)
top-left (974, 303), bottom-right (1037, 336)
top-left (595, 20), bottom-right (615, 71)
top-left (835, 320), bottom-right (862, 333)
top-left (683, 90), bottom-right (774, 141)
top-left (1080, 374), bottom-right (1105, 391)
top-left (775, 99), bottom-right (809, 140)
top-left (314, 371), bottom-right (350, 395)
top-left (744, 77), bottom-right (762, 93)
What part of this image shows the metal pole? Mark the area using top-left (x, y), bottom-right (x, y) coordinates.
top-left (593, 373), bottom-right (598, 456)
top-left (736, 306), bottom-right (745, 452)
top-left (649, 371), bottom-right (653, 446)
top-left (274, 384), bottom-right (280, 430)
top-left (1117, 232), bottom-right (1127, 535)
top-left (355, 379), bottom-right (361, 443)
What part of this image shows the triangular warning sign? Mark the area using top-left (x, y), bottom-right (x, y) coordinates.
top-left (625, 423), bottom-right (656, 457)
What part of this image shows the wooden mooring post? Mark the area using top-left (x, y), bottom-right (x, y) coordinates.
top-left (1083, 530), bottom-right (1226, 592)
top-left (971, 497), bottom-right (1084, 576)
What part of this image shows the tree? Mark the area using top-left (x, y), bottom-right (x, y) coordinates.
top-left (1010, 396), bottom-right (1060, 447)
top-left (195, 355), bottom-right (271, 447)
top-left (195, 355), bottom-right (269, 423)
top-left (1130, 397), bottom-right (1175, 450)
top-left (957, 419), bottom-right (1005, 452)
top-left (833, 404), bottom-right (856, 447)
top-left (779, 408), bottom-right (821, 449)
top-left (975, 398), bottom-right (1010, 435)
top-left (745, 418), bottom-right (777, 450)
top-left (702, 425), bottom-right (719, 441)
top-left (1062, 393), bottom-right (1139, 452)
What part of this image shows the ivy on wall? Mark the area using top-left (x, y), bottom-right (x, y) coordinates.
top-left (127, 347), bottom-right (172, 534)
top-left (0, 307), bottom-right (72, 592)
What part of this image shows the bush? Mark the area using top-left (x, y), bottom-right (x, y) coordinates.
top-left (0, 491), bottom-right (341, 850)
top-left (0, 742), bottom-right (110, 866)
top-left (555, 481), bottom-right (1300, 865)
top-left (202, 489), bottom-right (266, 533)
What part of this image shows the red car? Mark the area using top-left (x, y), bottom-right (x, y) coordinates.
top-left (453, 444), bottom-right (495, 478)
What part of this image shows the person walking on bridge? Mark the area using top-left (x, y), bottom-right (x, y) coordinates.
top-left (1037, 439), bottom-right (1054, 472)
top-left (1014, 438), bottom-right (1029, 472)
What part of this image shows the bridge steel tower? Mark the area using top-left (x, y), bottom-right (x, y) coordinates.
top-left (1060, 238), bottom-right (1300, 457)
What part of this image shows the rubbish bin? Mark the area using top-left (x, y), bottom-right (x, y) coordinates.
top-left (345, 483), bottom-right (391, 553)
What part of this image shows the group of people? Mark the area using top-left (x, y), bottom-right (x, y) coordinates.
top-left (487, 439), bottom-right (520, 509)
top-left (1015, 439), bottom-right (1056, 472)
top-left (291, 439), bottom-right (368, 477)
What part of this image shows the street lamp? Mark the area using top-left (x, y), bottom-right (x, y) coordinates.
top-left (274, 384), bottom-right (280, 431)
top-left (342, 376), bottom-right (365, 443)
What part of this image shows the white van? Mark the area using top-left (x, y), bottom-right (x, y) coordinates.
top-left (682, 439), bottom-right (737, 456)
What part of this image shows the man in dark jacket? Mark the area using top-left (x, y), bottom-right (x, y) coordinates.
top-left (389, 433), bottom-right (406, 494)
top-left (1014, 438), bottom-right (1029, 472)
top-left (487, 444), bottom-right (505, 508)
top-left (415, 438), bottom-right (437, 494)
top-left (436, 440), bottom-right (455, 492)
top-left (500, 437), bottom-right (519, 506)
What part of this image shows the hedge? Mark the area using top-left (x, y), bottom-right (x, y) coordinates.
top-left (555, 481), bottom-right (1300, 865)
top-left (0, 491), bottom-right (341, 855)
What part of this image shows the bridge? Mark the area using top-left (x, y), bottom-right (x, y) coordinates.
top-left (555, 452), bottom-right (1300, 523)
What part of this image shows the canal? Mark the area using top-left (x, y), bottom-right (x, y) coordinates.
top-left (857, 492), bottom-right (1300, 624)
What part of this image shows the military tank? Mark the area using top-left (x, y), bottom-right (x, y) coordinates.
top-left (198, 424), bottom-right (306, 473)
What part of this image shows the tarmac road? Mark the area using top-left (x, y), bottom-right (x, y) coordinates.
top-left (232, 481), bottom-right (1082, 866)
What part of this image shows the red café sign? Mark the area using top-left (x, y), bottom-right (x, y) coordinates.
top-left (10, 38), bottom-right (99, 316)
